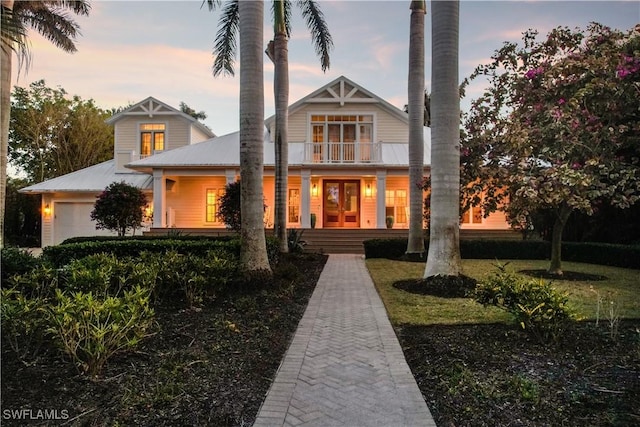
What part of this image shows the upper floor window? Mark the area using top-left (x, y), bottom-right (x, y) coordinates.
top-left (140, 123), bottom-right (165, 158)
top-left (310, 114), bottom-right (374, 162)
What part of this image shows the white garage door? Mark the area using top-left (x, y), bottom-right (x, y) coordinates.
top-left (53, 202), bottom-right (116, 245)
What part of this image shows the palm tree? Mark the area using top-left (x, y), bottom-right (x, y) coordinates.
top-left (209, 0), bottom-right (332, 253)
top-left (237, 0), bottom-right (271, 272)
top-left (406, 0), bottom-right (426, 258)
top-left (424, 0), bottom-right (461, 277)
top-left (0, 0), bottom-right (90, 248)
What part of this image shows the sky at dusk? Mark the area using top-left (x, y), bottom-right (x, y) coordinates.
top-left (10, 0), bottom-right (640, 137)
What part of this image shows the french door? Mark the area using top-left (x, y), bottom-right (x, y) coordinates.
top-left (323, 180), bottom-right (360, 227)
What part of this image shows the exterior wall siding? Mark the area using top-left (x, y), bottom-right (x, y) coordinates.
top-left (287, 103), bottom-right (408, 143)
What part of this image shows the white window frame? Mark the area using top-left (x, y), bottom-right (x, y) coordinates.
top-left (139, 122), bottom-right (167, 158)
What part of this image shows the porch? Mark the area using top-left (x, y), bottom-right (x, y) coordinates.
top-left (145, 228), bottom-right (521, 254)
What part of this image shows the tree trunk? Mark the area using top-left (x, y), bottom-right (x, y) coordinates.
top-left (272, 22), bottom-right (289, 253)
top-left (406, 0), bottom-right (426, 257)
top-left (238, 0), bottom-right (271, 272)
top-left (424, 0), bottom-right (461, 277)
top-left (0, 0), bottom-right (14, 249)
top-left (548, 203), bottom-right (572, 275)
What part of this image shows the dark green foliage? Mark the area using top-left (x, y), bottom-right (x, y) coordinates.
top-left (1, 288), bottom-right (49, 360)
top-left (287, 229), bottom-right (307, 253)
top-left (472, 263), bottom-right (574, 343)
top-left (363, 238), bottom-right (640, 269)
top-left (218, 180), bottom-right (241, 232)
top-left (4, 177), bottom-right (41, 247)
top-left (90, 181), bottom-right (147, 236)
top-left (60, 234), bottom-right (235, 245)
top-left (1, 247), bottom-right (42, 282)
top-left (43, 237), bottom-right (280, 269)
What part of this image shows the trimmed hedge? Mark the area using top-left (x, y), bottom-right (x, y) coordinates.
top-left (44, 236), bottom-right (280, 268)
top-left (60, 234), bottom-right (235, 245)
top-left (363, 238), bottom-right (640, 269)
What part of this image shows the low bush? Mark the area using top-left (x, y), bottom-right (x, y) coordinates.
top-left (44, 236), bottom-right (281, 268)
top-left (47, 286), bottom-right (155, 376)
top-left (1, 247), bottom-right (43, 282)
top-left (472, 263), bottom-right (574, 343)
top-left (0, 288), bottom-right (49, 361)
top-left (363, 238), bottom-right (640, 269)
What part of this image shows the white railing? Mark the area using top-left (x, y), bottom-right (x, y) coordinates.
top-left (303, 142), bottom-right (381, 164)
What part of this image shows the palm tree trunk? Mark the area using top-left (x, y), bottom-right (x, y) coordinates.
top-left (272, 2), bottom-right (289, 253)
top-left (424, 0), bottom-right (461, 277)
top-left (239, 0), bottom-right (271, 272)
top-left (548, 203), bottom-right (572, 275)
top-left (406, 0), bottom-right (426, 257)
top-left (0, 0), bottom-right (15, 250)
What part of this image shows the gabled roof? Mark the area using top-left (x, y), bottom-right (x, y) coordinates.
top-left (106, 96), bottom-right (216, 138)
top-left (265, 75), bottom-right (409, 126)
top-left (19, 160), bottom-right (153, 194)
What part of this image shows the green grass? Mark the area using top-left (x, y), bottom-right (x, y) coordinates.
top-left (366, 259), bottom-right (640, 325)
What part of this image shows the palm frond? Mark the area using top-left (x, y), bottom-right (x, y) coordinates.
top-left (296, 0), bottom-right (333, 72)
top-left (202, 0), bottom-right (222, 12)
top-left (1, 5), bottom-right (31, 71)
top-left (212, 0), bottom-right (239, 77)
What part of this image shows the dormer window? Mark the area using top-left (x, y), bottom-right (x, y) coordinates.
top-left (140, 123), bottom-right (165, 158)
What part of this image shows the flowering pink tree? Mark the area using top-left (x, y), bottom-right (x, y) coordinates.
top-left (462, 23), bottom-right (640, 275)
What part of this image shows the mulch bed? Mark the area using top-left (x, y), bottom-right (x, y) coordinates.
top-left (399, 320), bottom-right (640, 426)
top-left (1, 253), bottom-right (327, 427)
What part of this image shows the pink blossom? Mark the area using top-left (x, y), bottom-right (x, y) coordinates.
top-left (525, 67), bottom-right (544, 79)
top-left (571, 162), bottom-right (582, 170)
top-left (558, 98), bottom-right (566, 105)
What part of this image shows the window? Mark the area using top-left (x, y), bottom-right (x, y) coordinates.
top-left (385, 189), bottom-right (407, 224)
top-left (310, 114), bottom-right (374, 162)
top-left (461, 206), bottom-right (483, 224)
top-left (205, 188), bottom-right (225, 223)
top-left (140, 123), bottom-right (165, 157)
top-left (288, 189), bottom-right (300, 223)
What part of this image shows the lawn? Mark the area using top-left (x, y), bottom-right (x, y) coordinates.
top-left (367, 258), bottom-right (640, 426)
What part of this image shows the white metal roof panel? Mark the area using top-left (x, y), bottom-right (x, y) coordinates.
top-left (19, 160), bottom-right (153, 194)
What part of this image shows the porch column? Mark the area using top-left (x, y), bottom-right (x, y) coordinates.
top-left (376, 170), bottom-right (387, 229)
top-left (301, 169), bottom-right (311, 228)
top-left (225, 169), bottom-right (236, 185)
top-left (152, 169), bottom-right (166, 228)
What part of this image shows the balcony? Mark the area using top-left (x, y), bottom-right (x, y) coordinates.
top-left (303, 141), bottom-right (381, 164)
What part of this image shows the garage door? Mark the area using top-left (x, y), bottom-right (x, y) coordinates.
top-left (53, 202), bottom-right (116, 245)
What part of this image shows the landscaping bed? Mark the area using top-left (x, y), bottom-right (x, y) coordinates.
top-left (1, 252), bottom-right (327, 426)
top-left (399, 320), bottom-right (640, 427)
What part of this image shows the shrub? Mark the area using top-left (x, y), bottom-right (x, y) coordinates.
top-left (363, 238), bottom-right (640, 269)
top-left (287, 229), bottom-right (307, 253)
top-left (44, 237), bottom-right (280, 268)
top-left (91, 181), bottom-right (147, 236)
top-left (472, 263), bottom-right (574, 343)
top-left (1, 247), bottom-right (42, 283)
top-left (47, 286), bottom-right (155, 376)
top-left (1, 288), bottom-right (49, 361)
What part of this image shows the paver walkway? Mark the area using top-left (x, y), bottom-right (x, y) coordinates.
top-left (253, 254), bottom-right (436, 427)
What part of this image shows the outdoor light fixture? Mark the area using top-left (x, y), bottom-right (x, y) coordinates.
top-left (311, 183), bottom-right (318, 197)
top-left (43, 204), bottom-right (51, 216)
top-left (365, 183), bottom-right (373, 198)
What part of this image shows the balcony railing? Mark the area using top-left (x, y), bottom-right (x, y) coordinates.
top-left (303, 142), bottom-right (381, 164)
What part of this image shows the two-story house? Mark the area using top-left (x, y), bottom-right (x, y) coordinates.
top-left (22, 76), bottom-right (510, 247)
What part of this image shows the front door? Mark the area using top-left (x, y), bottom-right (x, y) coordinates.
top-left (323, 180), bottom-right (360, 227)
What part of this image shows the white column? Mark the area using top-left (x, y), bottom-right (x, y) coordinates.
top-left (376, 170), bottom-right (387, 229)
top-left (152, 169), bottom-right (166, 228)
top-left (301, 169), bottom-right (311, 228)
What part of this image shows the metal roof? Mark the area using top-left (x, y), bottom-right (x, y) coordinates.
top-left (19, 160), bottom-right (153, 194)
top-left (126, 127), bottom-right (431, 171)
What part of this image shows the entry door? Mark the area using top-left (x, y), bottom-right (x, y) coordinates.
top-left (323, 180), bottom-right (360, 227)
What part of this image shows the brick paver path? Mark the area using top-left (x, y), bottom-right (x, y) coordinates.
top-left (253, 254), bottom-right (436, 427)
